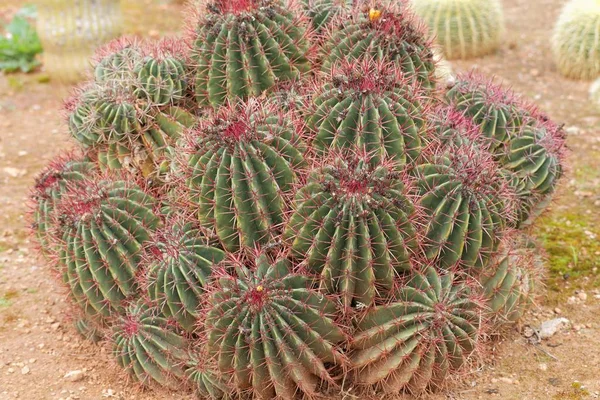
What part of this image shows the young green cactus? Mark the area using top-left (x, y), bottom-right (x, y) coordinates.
top-left (349, 266), bottom-right (483, 393)
top-left (205, 252), bottom-right (347, 399)
top-left (112, 302), bottom-right (190, 388)
top-left (181, 100), bottom-right (307, 252)
top-left (410, 0), bottom-right (505, 60)
top-left (552, 0), bottom-right (600, 80)
top-left (58, 178), bottom-right (160, 318)
top-left (321, 5), bottom-right (436, 90)
top-left (308, 59), bottom-right (426, 166)
top-left (413, 141), bottom-right (514, 271)
top-left (191, 0), bottom-right (311, 107)
top-left (284, 155), bottom-right (417, 308)
top-left (30, 153), bottom-right (96, 259)
top-left (144, 218), bottom-right (225, 332)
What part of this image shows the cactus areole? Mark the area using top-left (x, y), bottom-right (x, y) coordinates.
top-left (29, 0), bottom-right (565, 399)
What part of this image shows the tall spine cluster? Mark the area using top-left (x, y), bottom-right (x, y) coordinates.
top-left (29, 0), bottom-right (566, 399)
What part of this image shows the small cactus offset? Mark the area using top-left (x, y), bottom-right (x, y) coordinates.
top-left (321, 4), bottom-right (436, 89)
top-left (552, 0), bottom-right (600, 80)
top-left (410, 0), bottom-right (505, 60)
top-left (30, 0), bottom-right (568, 397)
top-left (112, 301), bottom-right (190, 388)
top-left (144, 218), bottom-right (226, 332)
top-left (284, 155), bottom-right (418, 308)
top-left (57, 176), bottom-right (160, 318)
top-left (308, 59), bottom-right (426, 166)
top-left (180, 100), bottom-right (307, 252)
top-left (350, 266), bottom-right (484, 393)
top-left (205, 252), bottom-right (347, 399)
top-left (190, 0), bottom-right (311, 107)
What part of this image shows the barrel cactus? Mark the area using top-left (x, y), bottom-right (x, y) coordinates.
top-left (112, 302), bottom-right (190, 388)
top-left (552, 0), bottom-right (600, 80)
top-left (284, 155), bottom-right (417, 308)
top-left (57, 177), bottom-right (160, 318)
top-left (321, 4), bottom-right (436, 89)
top-left (308, 58), bottom-right (426, 166)
top-left (180, 100), bottom-right (306, 252)
top-left (205, 252), bottom-right (347, 399)
top-left (30, 153), bottom-right (96, 259)
top-left (144, 218), bottom-right (226, 332)
top-left (349, 267), bottom-right (483, 393)
top-left (410, 0), bottom-right (505, 60)
top-left (29, 0), bottom-right (568, 398)
top-left (190, 0), bottom-right (311, 107)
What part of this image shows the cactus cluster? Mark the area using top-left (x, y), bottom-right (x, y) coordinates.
top-left (552, 0), bottom-right (600, 80)
top-left (410, 0), bottom-right (505, 60)
top-left (30, 0), bottom-right (565, 399)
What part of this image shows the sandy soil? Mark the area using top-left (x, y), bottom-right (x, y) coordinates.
top-left (1, 0), bottom-right (599, 399)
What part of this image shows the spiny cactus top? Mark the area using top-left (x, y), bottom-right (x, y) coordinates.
top-left (205, 252), bottom-right (347, 399)
top-left (552, 0), bottom-right (600, 80)
top-left (191, 0), bottom-right (311, 107)
top-left (321, 5), bottom-right (435, 89)
top-left (112, 302), bottom-right (190, 388)
top-left (57, 178), bottom-right (160, 317)
top-left (144, 218), bottom-right (226, 332)
top-left (181, 100), bottom-right (306, 252)
top-left (350, 267), bottom-right (483, 393)
top-left (308, 59), bottom-right (426, 165)
top-left (413, 141), bottom-right (514, 271)
top-left (285, 155), bottom-right (417, 307)
top-left (411, 0), bottom-right (505, 60)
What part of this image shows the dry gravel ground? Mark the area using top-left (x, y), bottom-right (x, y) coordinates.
top-left (1, 0), bottom-right (600, 399)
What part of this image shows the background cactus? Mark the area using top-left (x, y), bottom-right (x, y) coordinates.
top-left (205, 252), bottom-right (347, 399)
top-left (112, 301), bottom-right (190, 388)
top-left (37, 0), bottom-right (123, 83)
top-left (190, 0), bottom-right (311, 107)
top-left (552, 0), bottom-right (600, 80)
top-left (410, 0), bottom-right (505, 60)
top-left (349, 267), bottom-right (483, 393)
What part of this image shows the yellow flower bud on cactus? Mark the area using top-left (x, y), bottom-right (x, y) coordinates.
top-left (369, 8), bottom-right (382, 22)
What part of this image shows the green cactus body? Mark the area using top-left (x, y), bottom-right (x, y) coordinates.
top-left (552, 0), bottom-right (600, 80)
top-left (205, 253), bottom-right (346, 399)
top-left (350, 267), bottom-right (481, 393)
top-left (321, 8), bottom-right (435, 90)
top-left (192, 0), bottom-right (311, 107)
top-left (136, 56), bottom-right (188, 106)
top-left (414, 144), bottom-right (512, 270)
top-left (284, 157), bottom-right (417, 308)
top-left (309, 59), bottom-right (426, 166)
top-left (411, 0), bottom-right (505, 60)
top-left (482, 251), bottom-right (535, 324)
top-left (31, 156), bottom-right (96, 259)
top-left (445, 77), bottom-right (525, 151)
top-left (94, 40), bottom-right (144, 87)
top-left (184, 102), bottom-right (306, 252)
top-left (145, 220), bottom-right (225, 332)
top-left (302, 0), bottom-right (353, 33)
top-left (186, 355), bottom-right (232, 400)
top-left (112, 302), bottom-right (190, 388)
top-left (59, 180), bottom-right (160, 317)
